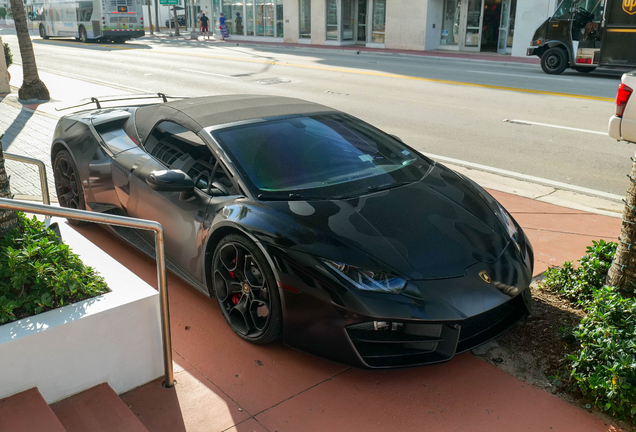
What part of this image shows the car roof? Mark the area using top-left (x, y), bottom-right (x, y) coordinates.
top-left (134, 95), bottom-right (337, 143)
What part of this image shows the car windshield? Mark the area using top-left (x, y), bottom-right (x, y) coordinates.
top-left (211, 114), bottom-right (431, 200)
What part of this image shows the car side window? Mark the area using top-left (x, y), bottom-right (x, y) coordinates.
top-left (144, 121), bottom-right (237, 195)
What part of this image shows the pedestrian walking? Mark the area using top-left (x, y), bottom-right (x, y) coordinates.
top-left (197, 10), bottom-right (203, 33)
top-left (219, 12), bottom-right (230, 40)
top-left (200, 12), bottom-right (210, 39)
top-left (235, 12), bottom-right (243, 35)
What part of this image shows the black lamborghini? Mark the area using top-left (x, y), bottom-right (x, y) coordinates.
top-left (51, 94), bottom-right (533, 368)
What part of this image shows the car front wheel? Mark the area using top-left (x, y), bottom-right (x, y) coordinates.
top-left (53, 150), bottom-right (90, 226)
top-left (212, 234), bottom-right (283, 344)
top-left (540, 47), bottom-right (568, 75)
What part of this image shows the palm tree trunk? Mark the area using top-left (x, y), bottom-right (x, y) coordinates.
top-left (8, 0), bottom-right (49, 101)
top-left (607, 149), bottom-right (636, 291)
top-left (0, 137), bottom-right (18, 237)
top-left (147, 0), bottom-right (153, 35)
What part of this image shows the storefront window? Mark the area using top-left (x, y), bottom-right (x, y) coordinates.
top-left (224, 1), bottom-right (243, 35)
top-left (342, 0), bottom-right (354, 40)
top-left (276, 0), bottom-right (283, 37)
top-left (255, 0), bottom-right (274, 36)
top-left (440, 0), bottom-right (460, 45)
top-left (299, 0), bottom-right (311, 38)
top-left (371, 0), bottom-right (386, 43)
top-left (246, 0), bottom-right (254, 35)
top-left (326, 0), bottom-right (338, 40)
top-left (507, 0), bottom-right (516, 47)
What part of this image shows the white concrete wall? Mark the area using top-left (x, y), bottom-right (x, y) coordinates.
top-left (511, 0), bottom-right (558, 56)
top-left (425, 0), bottom-right (443, 50)
top-left (385, 0), bottom-right (428, 50)
top-left (283, 0), bottom-right (299, 43)
top-left (0, 220), bottom-right (163, 403)
top-left (311, 0), bottom-right (326, 44)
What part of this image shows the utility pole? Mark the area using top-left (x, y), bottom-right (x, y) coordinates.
top-left (173, 5), bottom-right (179, 36)
top-left (154, 0), bottom-right (160, 33)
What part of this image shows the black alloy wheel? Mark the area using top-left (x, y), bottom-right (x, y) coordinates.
top-left (79, 26), bottom-right (88, 43)
top-left (540, 47), bottom-right (568, 75)
top-left (53, 150), bottom-right (89, 226)
top-left (573, 66), bottom-right (596, 73)
top-left (39, 24), bottom-right (48, 39)
top-left (212, 234), bottom-right (282, 344)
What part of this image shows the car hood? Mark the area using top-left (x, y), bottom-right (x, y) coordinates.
top-left (262, 164), bottom-right (509, 279)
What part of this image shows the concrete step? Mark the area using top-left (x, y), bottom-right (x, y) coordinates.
top-left (50, 383), bottom-right (149, 432)
top-left (0, 387), bottom-right (66, 432)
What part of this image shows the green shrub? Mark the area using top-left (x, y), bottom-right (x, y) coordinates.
top-left (542, 239), bottom-right (616, 305)
top-left (0, 213), bottom-right (109, 324)
top-left (0, 7), bottom-right (6, 20)
top-left (568, 286), bottom-right (636, 422)
top-left (3, 42), bottom-right (12, 68)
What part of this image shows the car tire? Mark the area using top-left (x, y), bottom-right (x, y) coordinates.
top-left (39, 24), bottom-right (49, 40)
top-left (540, 47), bottom-right (568, 75)
top-left (53, 150), bottom-right (90, 226)
top-left (212, 233), bottom-right (283, 344)
top-left (79, 26), bottom-right (88, 43)
top-left (573, 66), bottom-right (596, 73)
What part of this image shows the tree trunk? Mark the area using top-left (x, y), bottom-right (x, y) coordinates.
top-left (0, 138), bottom-right (18, 237)
top-left (154, 0), bottom-right (160, 33)
top-left (173, 6), bottom-right (179, 36)
top-left (147, 0), bottom-right (153, 34)
top-left (8, 0), bottom-right (49, 101)
top-left (607, 149), bottom-right (636, 291)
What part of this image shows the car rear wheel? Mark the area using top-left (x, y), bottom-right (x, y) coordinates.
top-left (79, 26), bottom-right (88, 43)
top-left (53, 150), bottom-right (90, 226)
top-left (540, 47), bottom-right (568, 75)
top-left (39, 25), bottom-right (48, 40)
top-left (212, 234), bottom-right (282, 344)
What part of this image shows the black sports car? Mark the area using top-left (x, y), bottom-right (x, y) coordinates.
top-left (51, 95), bottom-right (533, 368)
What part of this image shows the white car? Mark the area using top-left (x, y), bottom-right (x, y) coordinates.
top-left (609, 71), bottom-right (636, 143)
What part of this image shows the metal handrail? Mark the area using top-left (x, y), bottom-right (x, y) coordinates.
top-left (4, 153), bottom-right (51, 221)
top-left (0, 197), bottom-right (174, 388)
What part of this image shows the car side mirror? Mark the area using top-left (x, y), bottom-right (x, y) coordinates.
top-left (146, 169), bottom-right (195, 200)
top-left (209, 181), bottom-right (229, 197)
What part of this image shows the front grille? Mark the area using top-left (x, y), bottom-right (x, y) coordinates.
top-left (346, 322), bottom-right (459, 368)
top-left (346, 290), bottom-right (531, 368)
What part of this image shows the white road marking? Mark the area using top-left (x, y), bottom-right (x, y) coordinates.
top-left (467, 70), bottom-right (573, 81)
top-left (426, 152), bottom-right (624, 201)
top-left (181, 69), bottom-right (237, 78)
top-left (504, 119), bottom-right (607, 135)
top-left (36, 66), bottom-right (151, 93)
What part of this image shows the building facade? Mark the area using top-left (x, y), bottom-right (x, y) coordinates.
top-left (189, 0), bottom-right (562, 57)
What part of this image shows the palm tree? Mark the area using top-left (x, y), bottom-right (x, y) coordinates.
top-left (606, 159), bottom-right (636, 290)
top-left (8, 0), bottom-right (49, 101)
top-left (0, 135), bottom-right (18, 237)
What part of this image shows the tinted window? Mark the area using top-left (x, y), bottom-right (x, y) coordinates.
top-left (213, 114), bottom-right (430, 199)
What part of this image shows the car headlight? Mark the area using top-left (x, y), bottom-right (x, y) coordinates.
top-left (321, 259), bottom-right (408, 294)
top-left (496, 203), bottom-right (518, 242)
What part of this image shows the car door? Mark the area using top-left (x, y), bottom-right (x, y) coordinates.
top-left (125, 120), bottom-right (237, 286)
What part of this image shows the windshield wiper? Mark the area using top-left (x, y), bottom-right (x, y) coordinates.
top-left (366, 181), bottom-right (412, 194)
top-left (257, 193), bottom-right (328, 201)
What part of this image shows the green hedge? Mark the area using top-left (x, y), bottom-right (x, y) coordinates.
top-left (542, 239), bottom-right (636, 423)
top-left (0, 214), bottom-right (109, 324)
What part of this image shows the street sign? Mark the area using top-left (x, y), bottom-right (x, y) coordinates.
top-left (159, 0), bottom-right (178, 4)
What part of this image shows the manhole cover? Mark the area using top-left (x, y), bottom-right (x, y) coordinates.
top-left (255, 78), bottom-right (291, 85)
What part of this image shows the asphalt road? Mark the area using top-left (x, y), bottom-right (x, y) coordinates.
top-left (1, 32), bottom-right (634, 196)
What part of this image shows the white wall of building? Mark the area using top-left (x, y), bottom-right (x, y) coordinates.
top-left (283, 0), bottom-right (299, 43)
top-left (385, 0), bottom-right (427, 50)
top-left (511, 0), bottom-right (558, 56)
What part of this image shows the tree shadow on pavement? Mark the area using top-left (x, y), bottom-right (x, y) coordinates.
top-left (0, 99), bottom-right (34, 152)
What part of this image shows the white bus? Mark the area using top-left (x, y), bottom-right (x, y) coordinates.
top-left (26, 0), bottom-right (144, 43)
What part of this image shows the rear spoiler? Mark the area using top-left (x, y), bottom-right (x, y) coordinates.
top-left (55, 93), bottom-right (185, 111)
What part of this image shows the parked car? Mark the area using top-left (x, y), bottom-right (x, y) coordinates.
top-left (609, 71), bottom-right (636, 143)
top-left (51, 94), bottom-right (534, 368)
top-left (165, 14), bottom-right (186, 28)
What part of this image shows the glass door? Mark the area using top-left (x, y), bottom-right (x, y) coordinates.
top-left (342, 0), bottom-right (354, 41)
top-left (497, 0), bottom-right (511, 53)
top-left (463, 0), bottom-right (482, 50)
top-left (326, 0), bottom-right (338, 40)
top-left (357, 0), bottom-right (366, 42)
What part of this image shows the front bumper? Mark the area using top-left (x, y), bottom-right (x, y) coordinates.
top-left (527, 47), bottom-right (538, 56)
top-left (272, 235), bottom-right (534, 368)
